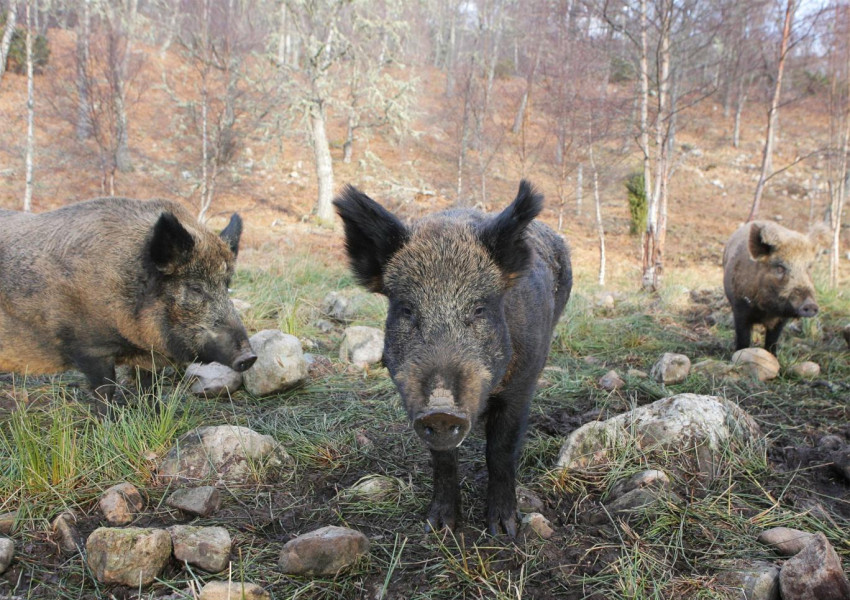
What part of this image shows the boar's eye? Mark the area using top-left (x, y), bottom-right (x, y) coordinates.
top-left (773, 264), bottom-right (787, 278)
top-left (399, 303), bottom-right (414, 320)
top-left (187, 284), bottom-right (206, 300)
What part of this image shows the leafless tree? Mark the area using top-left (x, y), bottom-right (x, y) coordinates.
top-left (23, 0), bottom-right (33, 211)
top-left (0, 0), bottom-right (17, 86)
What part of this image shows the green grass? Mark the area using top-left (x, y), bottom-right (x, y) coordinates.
top-left (1, 251), bottom-right (849, 599)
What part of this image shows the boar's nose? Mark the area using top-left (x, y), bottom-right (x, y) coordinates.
top-left (413, 409), bottom-right (471, 451)
top-left (232, 351), bottom-right (257, 372)
top-left (797, 299), bottom-right (819, 318)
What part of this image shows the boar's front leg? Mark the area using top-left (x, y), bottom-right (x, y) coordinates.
top-left (426, 448), bottom-right (460, 532)
top-left (485, 393), bottom-right (529, 538)
top-left (732, 302), bottom-right (754, 351)
top-left (72, 353), bottom-right (118, 416)
top-left (764, 319), bottom-right (787, 355)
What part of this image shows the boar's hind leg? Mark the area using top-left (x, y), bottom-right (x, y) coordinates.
top-left (764, 320), bottom-right (787, 355)
top-left (732, 304), bottom-right (754, 351)
top-left (426, 448), bottom-right (460, 532)
top-left (485, 394), bottom-right (529, 538)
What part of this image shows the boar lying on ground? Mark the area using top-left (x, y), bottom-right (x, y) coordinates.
top-left (0, 198), bottom-right (256, 412)
top-left (723, 220), bottom-right (818, 354)
top-left (335, 181), bottom-right (572, 536)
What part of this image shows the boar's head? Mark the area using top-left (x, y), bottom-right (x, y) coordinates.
top-left (335, 182), bottom-right (542, 451)
top-left (143, 212), bottom-right (256, 372)
top-left (747, 221), bottom-right (818, 319)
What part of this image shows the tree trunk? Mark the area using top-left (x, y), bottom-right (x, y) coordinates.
top-left (24, 0), bottom-right (33, 211)
top-left (575, 162), bottom-right (583, 216)
top-left (589, 150), bottom-right (604, 286)
top-left (343, 114), bottom-right (354, 163)
top-left (512, 42), bottom-right (541, 135)
top-left (733, 88), bottom-right (747, 149)
top-left (0, 0), bottom-right (18, 86)
top-left (75, 0), bottom-right (91, 141)
top-left (748, 0), bottom-right (795, 222)
top-left (445, 3), bottom-right (457, 97)
top-left (113, 0), bottom-right (137, 174)
top-left (310, 100), bottom-right (335, 224)
top-left (639, 0), bottom-right (653, 286)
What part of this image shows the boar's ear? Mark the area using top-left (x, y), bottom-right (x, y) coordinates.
top-left (334, 185), bottom-right (408, 293)
top-left (149, 212), bottom-right (195, 273)
top-left (748, 223), bottom-right (775, 260)
top-left (477, 180), bottom-right (542, 280)
top-left (219, 213), bottom-right (243, 258)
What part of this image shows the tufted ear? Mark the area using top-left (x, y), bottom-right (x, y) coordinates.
top-left (149, 212), bottom-right (195, 273)
top-left (334, 185), bottom-right (409, 293)
top-left (219, 213), bottom-right (243, 258)
top-left (477, 180), bottom-right (543, 282)
top-left (748, 223), bottom-right (776, 260)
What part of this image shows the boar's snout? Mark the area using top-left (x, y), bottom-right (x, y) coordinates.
top-left (413, 409), bottom-right (471, 451)
top-left (797, 298), bottom-right (819, 318)
top-left (232, 350), bottom-right (257, 372)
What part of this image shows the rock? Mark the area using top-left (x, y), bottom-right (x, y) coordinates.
top-left (520, 513), bottom-right (554, 539)
top-left (717, 561), bottom-right (780, 600)
top-left (278, 526), bottom-right (370, 576)
top-left (596, 293), bottom-right (615, 309)
top-left (199, 581), bottom-right (270, 600)
top-left (583, 356), bottom-right (603, 366)
top-left (557, 394), bottom-right (761, 476)
top-left (757, 527), bottom-right (814, 556)
top-left (99, 482), bottom-right (145, 526)
top-left (166, 486), bottom-right (222, 517)
top-left (158, 425), bottom-right (289, 484)
top-left (0, 537), bottom-right (13, 575)
top-left (599, 370), bottom-right (625, 391)
top-left (338, 475), bottom-right (400, 502)
top-left (788, 361), bottom-right (821, 379)
top-left (52, 512), bottom-right (82, 554)
top-left (817, 435), bottom-right (845, 452)
top-left (168, 525), bottom-right (231, 573)
top-left (0, 511), bottom-right (18, 535)
top-left (242, 330), bottom-right (307, 396)
top-left (650, 353), bottom-right (691, 384)
top-left (779, 533), bottom-right (850, 599)
top-left (322, 291), bottom-right (367, 323)
top-left (86, 527), bottom-right (172, 587)
top-left (607, 469), bottom-right (671, 503)
top-left (230, 298), bottom-right (252, 314)
top-left (692, 359), bottom-right (736, 378)
top-left (829, 447), bottom-right (850, 483)
top-left (315, 319), bottom-right (335, 333)
top-left (516, 487), bottom-right (545, 513)
top-left (184, 362), bottom-right (243, 397)
top-left (626, 369), bottom-right (648, 379)
top-left (340, 326), bottom-right (384, 368)
top-left (731, 348), bottom-right (779, 382)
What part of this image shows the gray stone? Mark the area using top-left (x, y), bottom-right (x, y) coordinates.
top-left (166, 486), bottom-right (222, 517)
top-left (158, 425), bottom-right (290, 484)
top-left (692, 359), bottom-right (736, 379)
top-left (0, 511), bottom-right (18, 535)
top-left (717, 561), bottom-right (780, 600)
top-left (599, 370), bottom-right (625, 391)
top-left (779, 533), bottom-right (850, 600)
top-left (650, 353), bottom-right (691, 384)
top-left (516, 487), bottom-right (545, 513)
top-left (99, 482), bottom-right (145, 526)
top-left (167, 525), bottom-right (231, 573)
top-left (199, 581), bottom-right (270, 600)
top-left (86, 527), bottom-right (172, 587)
top-left (315, 319), bottom-right (334, 333)
top-left (278, 525), bottom-right (370, 576)
top-left (789, 361), bottom-right (821, 378)
top-left (731, 348), bottom-right (779, 381)
top-left (52, 512), bottom-right (82, 554)
top-left (607, 469), bottom-right (671, 503)
top-left (0, 537), bottom-right (13, 575)
top-left (242, 330), bottom-right (307, 396)
top-left (829, 447), bottom-right (850, 483)
top-left (626, 369), bottom-right (648, 379)
top-left (230, 298), bottom-right (252, 315)
top-left (184, 362), bottom-right (243, 397)
top-left (340, 326), bottom-right (384, 367)
top-left (817, 435), bottom-right (845, 452)
top-left (757, 527), bottom-right (814, 556)
top-left (557, 394), bottom-right (761, 473)
top-left (520, 513), bottom-right (554, 539)
top-left (322, 291), bottom-right (367, 323)
top-left (338, 475), bottom-right (400, 502)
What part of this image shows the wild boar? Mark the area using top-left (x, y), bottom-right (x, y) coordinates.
top-left (0, 197), bottom-right (256, 412)
top-left (723, 220), bottom-right (818, 354)
top-left (335, 180), bottom-right (572, 536)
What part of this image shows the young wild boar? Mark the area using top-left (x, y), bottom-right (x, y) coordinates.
top-left (335, 181), bottom-right (572, 536)
top-left (0, 198), bottom-right (256, 412)
top-left (723, 220), bottom-right (819, 354)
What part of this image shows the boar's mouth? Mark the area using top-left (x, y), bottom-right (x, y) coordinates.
top-left (411, 387), bottom-right (473, 451)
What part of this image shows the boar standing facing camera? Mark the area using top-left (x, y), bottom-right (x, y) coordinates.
top-left (335, 180), bottom-right (572, 536)
top-left (723, 220), bottom-right (819, 354)
top-left (0, 198), bottom-right (257, 413)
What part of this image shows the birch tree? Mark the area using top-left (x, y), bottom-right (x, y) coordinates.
top-left (0, 0), bottom-right (16, 86)
top-left (23, 0), bottom-right (33, 211)
top-left (827, 2), bottom-right (850, 288)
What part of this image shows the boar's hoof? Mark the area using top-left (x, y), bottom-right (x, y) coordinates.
top-left (425, 501), bottom-right (458, 533)
top-left (487, 507), bottom-right (519, 539)
top-left (414, 410), bottom-right (471, 451)
top-left (231, 352), bottom-right (258, 372)
top-left (797, 299), bottom-right (819, 318)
